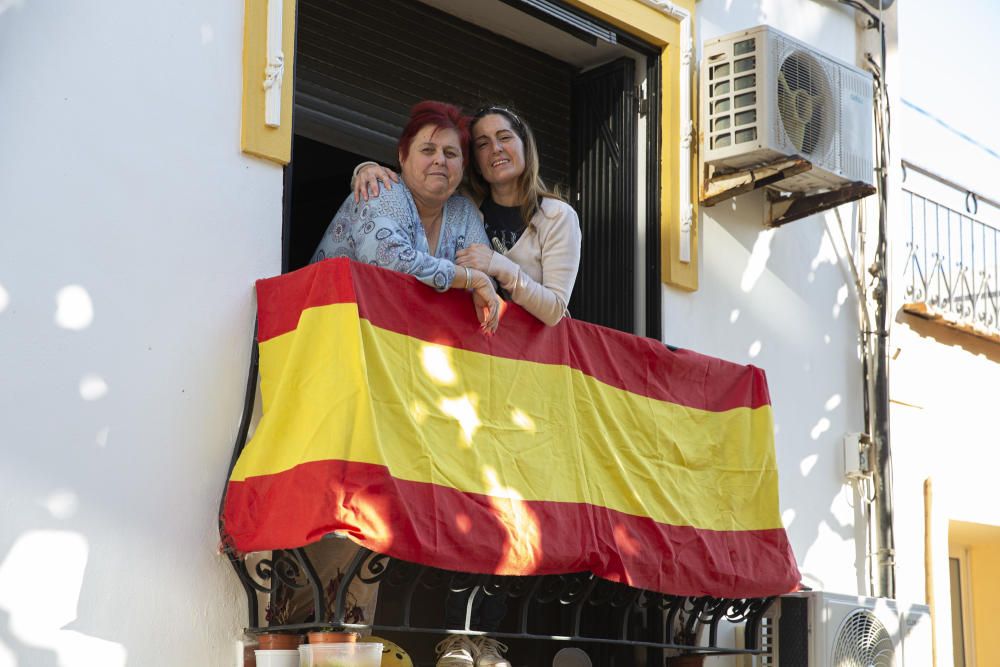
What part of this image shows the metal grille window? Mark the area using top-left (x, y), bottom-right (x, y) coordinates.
top-left (902, 163), bottom-right (1000, 341)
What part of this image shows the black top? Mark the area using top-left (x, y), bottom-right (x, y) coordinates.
top-left (480, 196), bottom-right (526, 253)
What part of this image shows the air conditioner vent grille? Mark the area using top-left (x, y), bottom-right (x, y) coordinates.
top-left (770, 35), bottom-right (838, 168)
top-left (832, 608), bottom-right (896, 667)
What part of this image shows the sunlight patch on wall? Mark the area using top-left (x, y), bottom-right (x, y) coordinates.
top-left (41, 490), bottom-right (79, 520)
top-left (729, 308), bottom-right (740, 323)
top-left (832, 284), bottom-right (849, 319)
top-left (782, 508), bottom-right (796, 527)
top-left (95, 426), bottom-right (110, 448)
top-left (800, 454), bottom-right (818, 476)
top-left (0, 531), bottom-right (127, 665)
top-left (810, 417), bottom-right (831, 440)
top-left (79, 374), bottom-right (108, 401)
top-left (810, 224), bottom-right (839, 271)
top-left (55, 285), bottom-right (93, 330)
top-left (0, 283), bottom-right (8, 313)
top-left (748, 340), bottom-right (762, 358)
top-left (740, 229), bottom-right (776, 293)
top-left (825, 394), bottom-right (842, 411)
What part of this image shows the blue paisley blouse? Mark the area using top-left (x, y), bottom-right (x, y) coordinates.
top-left (310, 181), bottom-right (488, 291)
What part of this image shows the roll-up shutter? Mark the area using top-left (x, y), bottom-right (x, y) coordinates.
top-left (295, 0), bottom-right (575, 189)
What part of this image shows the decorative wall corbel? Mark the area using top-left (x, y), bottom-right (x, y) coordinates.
top-left (263, 0), bottom-right (285, 128)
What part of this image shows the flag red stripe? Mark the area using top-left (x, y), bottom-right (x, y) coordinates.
top-left (222, 459), bottom-right (800, 598)
top-left (255, 258), bottom-right (358, 342)
top-left (254, 259), bottom-right (770, 412)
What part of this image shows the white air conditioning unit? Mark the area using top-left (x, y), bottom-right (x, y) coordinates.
top-left (700, 25), bottom-right (874, 193)
top-left (761, 592), bottom-right (932, 667)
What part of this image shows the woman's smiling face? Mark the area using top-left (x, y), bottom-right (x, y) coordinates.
top-left (399, 124), bottom-right (464, 203)
top-left (472, 113), bottom-right (525, 187)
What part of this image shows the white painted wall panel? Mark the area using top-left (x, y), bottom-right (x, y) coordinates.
top-left (0, 0), bottom-right (282, 664)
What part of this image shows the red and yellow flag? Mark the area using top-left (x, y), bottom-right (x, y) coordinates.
top-left (221, 258), bottom-right (799, 598)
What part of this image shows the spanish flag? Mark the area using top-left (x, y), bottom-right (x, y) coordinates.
top-left (221, 258), bottom-right (799, 598)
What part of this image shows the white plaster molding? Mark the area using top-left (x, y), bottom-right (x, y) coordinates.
top-left (679, 204), bottom-right (693, 262)
top-left (638, 0), bottom-right (687, 19)
top-left (263, 0), bottom-right (284, 128)
top-left (638, 0), bottom-right (694, 265)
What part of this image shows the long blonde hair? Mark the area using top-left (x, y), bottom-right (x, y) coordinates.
top-left (467, 106), bottom-right (564, 226)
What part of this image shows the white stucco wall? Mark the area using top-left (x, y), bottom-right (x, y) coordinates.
top-left (681, 0), bottom-right (874, 599)
top-left (0, 1), bottom-right (282, 664)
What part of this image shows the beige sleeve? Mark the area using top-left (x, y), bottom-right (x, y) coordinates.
top-left (487, 201), bottom-right (582, 326)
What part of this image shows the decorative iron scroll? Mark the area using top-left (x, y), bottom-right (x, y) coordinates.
top-left (224, 539), bottom-right (775, 658)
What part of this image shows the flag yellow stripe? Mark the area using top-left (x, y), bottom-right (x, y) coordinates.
top-left (233, 304), bottom-right (782, 532)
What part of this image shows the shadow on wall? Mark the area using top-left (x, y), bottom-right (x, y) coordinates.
top-left (896, 310), bottom-right (1000, 364)
top-left (0, 609), bottom-right (59, 667)
top-left (0, 529), bottom-right (128, 665)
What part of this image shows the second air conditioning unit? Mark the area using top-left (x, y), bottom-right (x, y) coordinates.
top-left (701, 25), bottom-right (874, 193)
top-left (769, 592), bottom-right (933, 667)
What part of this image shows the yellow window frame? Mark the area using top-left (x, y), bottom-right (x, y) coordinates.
top-left (563, 0), bottom-right (698, 290)
top-left (241, 0), bottom-right (297, 165)
top-left (240, 0), bottom-right (698, 289)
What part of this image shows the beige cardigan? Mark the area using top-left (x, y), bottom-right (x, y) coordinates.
top-left (486, 198), bottom-right (581, 326)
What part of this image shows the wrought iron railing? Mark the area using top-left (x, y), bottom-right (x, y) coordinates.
top-left (225, 543), bottom-right (775, 659)
top-left (902, 167), bottom-right (1000, 338)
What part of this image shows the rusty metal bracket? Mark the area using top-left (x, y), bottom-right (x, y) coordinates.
top-left (701, 156), bottom-right (876, 228)
top-left (766, 181), bottom-right (876, 228)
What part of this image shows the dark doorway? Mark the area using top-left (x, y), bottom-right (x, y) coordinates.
top-left (286, 136), bottom-right (366, 271)
top-left (284, 0), bottom-right (661, 337)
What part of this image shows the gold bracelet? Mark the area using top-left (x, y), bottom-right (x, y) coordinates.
top-left (464, 266), bottom-right (472, 291)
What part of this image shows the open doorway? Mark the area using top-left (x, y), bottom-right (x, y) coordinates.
top-left (284, 0), bottom-right (661, 337)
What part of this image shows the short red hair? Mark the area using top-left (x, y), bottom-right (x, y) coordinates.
top-left (397, 100), bottom-right (471, 167)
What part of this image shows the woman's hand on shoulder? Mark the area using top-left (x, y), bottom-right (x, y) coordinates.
top-left (456, 243), bottom-right (494, 274)
top-left (353, 164), bottom-right (400, 203)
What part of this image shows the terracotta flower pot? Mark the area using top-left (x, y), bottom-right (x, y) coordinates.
top-left (307, 630), bottom-right (358, 644)
top-left (256, 632), bottom-right (302, 650)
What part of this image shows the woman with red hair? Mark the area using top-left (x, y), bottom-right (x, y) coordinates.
top-left (312, 100), bottom-right (501, 333)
